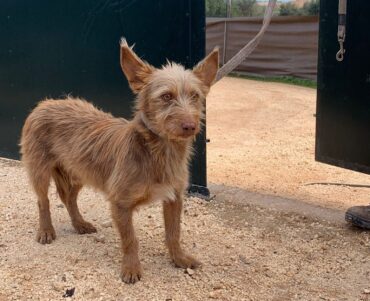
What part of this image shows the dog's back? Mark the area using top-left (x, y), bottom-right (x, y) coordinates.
top-left (20, 97), bottom-right (129, 191)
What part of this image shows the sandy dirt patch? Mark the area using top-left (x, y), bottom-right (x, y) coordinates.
top-left (207, 77), bottom-right (370, 210)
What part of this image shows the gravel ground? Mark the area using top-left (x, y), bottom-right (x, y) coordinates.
top-left (1, 158), bottom-right (370, 301)
top-left (1, 78), bottom-right (370, 300)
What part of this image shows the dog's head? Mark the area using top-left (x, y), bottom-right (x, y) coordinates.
top-left (120, 38), bottom-right (219, 140)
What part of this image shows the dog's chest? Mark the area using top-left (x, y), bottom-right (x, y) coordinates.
top-left (141, 139), bottom-right (190, 203)
top-left (149, 184), bottom-right (177, 202)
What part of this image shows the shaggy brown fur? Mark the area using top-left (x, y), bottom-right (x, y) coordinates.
top-left (20, 39), bottom-right (219, 284)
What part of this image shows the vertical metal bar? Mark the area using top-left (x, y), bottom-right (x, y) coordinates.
top-left (222, 21), bottom-right (227, 65)
top-left (227, 0), bottom-right (232, 18)
top-left (222, 0), bottom-right (232, 65)
top-left (188, 0), bottom-right (209, 198)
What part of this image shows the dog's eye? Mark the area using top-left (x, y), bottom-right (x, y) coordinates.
top-left (161, 93), bottom-right (173, 102)
top-left (190, 92), bottom-right (199, 100)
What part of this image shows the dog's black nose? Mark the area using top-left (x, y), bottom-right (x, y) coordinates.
top-left (181, 122), bottom-right (196, 134)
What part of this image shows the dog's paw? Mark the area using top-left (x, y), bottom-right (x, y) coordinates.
top-left (36, 227), bottom-right (56, 244)
top-left (73, 221), bottom-right (97, 234)
top-left (120, 262), bottom-right (143, 284)
top-left (172, 253), bottom-right (201, 269)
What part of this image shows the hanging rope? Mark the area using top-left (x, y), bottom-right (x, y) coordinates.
top-left (336, 0), bottom-right (347, 62)
top-left (214, 0), bottom-right (277, 83)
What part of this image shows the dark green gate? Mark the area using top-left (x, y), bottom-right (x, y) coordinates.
top-left (316, 1), bottom-right (370, 174)
top-left (0, 0), bottom-right (209, 195)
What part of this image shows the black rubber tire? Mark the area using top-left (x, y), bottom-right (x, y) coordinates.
top-left (345, 212), bottom-right (370, 230)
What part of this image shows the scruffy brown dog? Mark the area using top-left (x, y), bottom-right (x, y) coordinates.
top-left (20, 39), bottom-right (219, 283)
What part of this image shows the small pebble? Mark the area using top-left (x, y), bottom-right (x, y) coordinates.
top-left (213, 284), bottom-right (223, 290)
top-left (364, 289), bottom-right (370, 294)
top-left (52, 282), bottom-right (64, 291)
top-left (239, 255), bottom-right (250, 264)
top-left (186, 268), bottom-right (195, 276)
top-left (101, 220), bottom-right (112, 228)
top-left (209, 291), bottom-right (221, 299)
top-left (63, 287), bottom-right (75, 298)
top-left (94, 235), bottom-right (106, 243)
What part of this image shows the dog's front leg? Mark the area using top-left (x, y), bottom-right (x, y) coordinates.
top-left (111, 202), bottom-right (142, 284)
top-left (162, 195), bottom-right (201, 269)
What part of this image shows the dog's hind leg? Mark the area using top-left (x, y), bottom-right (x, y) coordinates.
top-left (29, 167), bottom-right (56, 244)
top-left (52, 167), bottom-right (97, 234)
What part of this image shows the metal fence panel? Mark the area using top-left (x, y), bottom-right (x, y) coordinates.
top-left (207, 16), bottom-right (318, 80)
top-left (316, 0), bottom-right (370, 174)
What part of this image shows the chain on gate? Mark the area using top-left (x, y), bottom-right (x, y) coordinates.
top-left (336, 0), bottom-right (347, 62)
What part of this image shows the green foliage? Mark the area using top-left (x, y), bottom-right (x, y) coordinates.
top-left (232, 0), bottom-right (257, 17)
top-left (206, 0), bottom-right (227, 17)
top-left (279, 3), bottom-right (301, 16)
top-left (279, 0), bottom-right (320, 16)
top-left (206, 0), bottom-right (262, 18)
top-left (302, 0), bottom-right (320, 16)
top-left (230, 73), bottom-right (317, 89)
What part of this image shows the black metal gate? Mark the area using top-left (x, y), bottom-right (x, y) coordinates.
top-left (316, 0), bottom-right (370, 174)
top-left (0, 0), bottom-right (209, 195)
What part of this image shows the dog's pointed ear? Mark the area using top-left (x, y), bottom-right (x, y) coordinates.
top-left (193, 48), bottom-right (219, 89)
top-left (120, 38), bottom-right (154, 94)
